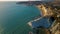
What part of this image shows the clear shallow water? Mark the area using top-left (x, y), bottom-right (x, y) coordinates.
top-left (0, 2), bottom-right (40, 34)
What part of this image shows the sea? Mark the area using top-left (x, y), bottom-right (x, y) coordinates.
top-left (0, 2), bottom-right (41, 34)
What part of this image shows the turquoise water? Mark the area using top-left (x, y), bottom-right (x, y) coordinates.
top-left (0, 2), bottom-right (40, 34)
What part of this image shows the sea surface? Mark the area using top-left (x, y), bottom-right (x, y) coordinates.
top-left (0, 2), bottom-right (40, 34)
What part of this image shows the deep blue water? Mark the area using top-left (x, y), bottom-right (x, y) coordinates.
top-left (0, 2), bottom-right (40, 34)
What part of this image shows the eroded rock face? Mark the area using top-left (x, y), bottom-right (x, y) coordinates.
top-left (50, 23), bottom-right (60, 34)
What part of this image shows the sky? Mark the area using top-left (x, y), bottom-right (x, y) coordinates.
top-left (0, 0), bottom-right (38, 1)
top-left (0, 0), bottom-right (54, 1)
top-left (0, 0), bottom-right (28, 1)
top-left (0, 0), bottom-right (42, 1)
